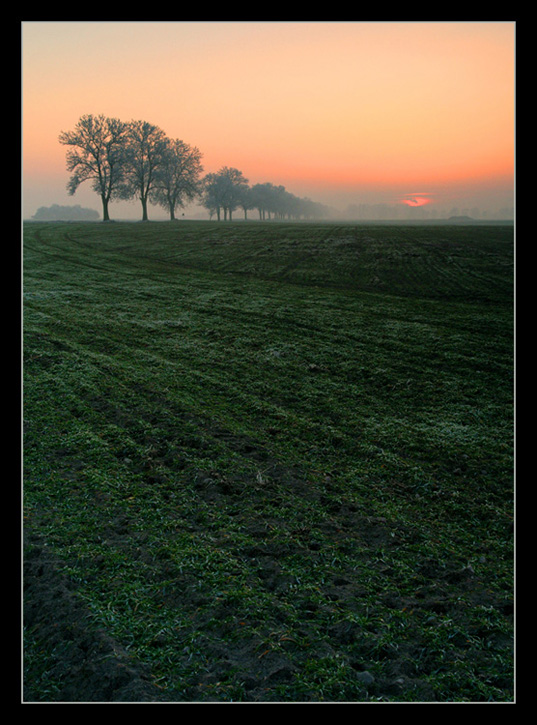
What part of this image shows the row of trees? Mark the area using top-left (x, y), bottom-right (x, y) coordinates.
top-left (59, 114), bottom-right (328, 222)
top-left (202, 169), bottom-right (329, 221)
top-left (59, 114), bottom-right (203, 222)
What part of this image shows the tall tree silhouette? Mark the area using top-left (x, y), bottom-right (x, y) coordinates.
top-left (151, 138), bottom-right (204, 220)
top-left (59, 114), bottom-right (129, 221)
top-left (122, 120), bottom-right (168, 221)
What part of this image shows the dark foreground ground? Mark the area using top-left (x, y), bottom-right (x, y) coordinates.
top-left (23, 221), bottom-right (514, 702)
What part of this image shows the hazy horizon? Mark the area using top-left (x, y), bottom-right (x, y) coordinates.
top-left (22, 21), bottom-right (515, 221)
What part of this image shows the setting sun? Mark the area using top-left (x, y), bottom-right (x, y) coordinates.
top-left (399, 194), bottom-right (434, 208)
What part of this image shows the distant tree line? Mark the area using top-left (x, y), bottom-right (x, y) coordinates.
top-left (32, 204), bottom-right (100, 221)
top-left (59, 114), bottom-right (329, 222)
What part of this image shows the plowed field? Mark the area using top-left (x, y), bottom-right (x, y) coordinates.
top-left (23, 221), bottom-right (514, 702)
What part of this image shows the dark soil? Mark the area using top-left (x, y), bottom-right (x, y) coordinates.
top-left (23, 455), bottom-right (514, 703)
top-left (23, 529), bottom-right (169, 703)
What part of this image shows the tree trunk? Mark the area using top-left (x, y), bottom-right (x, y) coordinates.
top-left (141, 196), bottom-right (149, 221)
top-left (101, 195), bottom-right (110, 222)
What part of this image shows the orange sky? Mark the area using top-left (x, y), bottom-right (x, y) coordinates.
top-left (22, 21), bottom-right (515, 219)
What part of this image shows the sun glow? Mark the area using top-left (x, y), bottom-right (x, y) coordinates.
top-left (399, 193), bottom-right (434, 208)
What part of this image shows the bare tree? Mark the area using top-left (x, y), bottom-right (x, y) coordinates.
top-left (201, 167), bottom-right (248, 220)
top-left (200, 172), bottom-right (225, 220)
top-left (250, 182), bottom-right (277, 220)
top-left (238, 185), bottom-right (255, 220)
top-left (122, 120), bottom-right (168, 221)
top-left (58, 114), bottom-right (129, 221)
top-left (219, 167), bottom-right (249, 221)
top-left (151, 139), bottom-right (204, 220)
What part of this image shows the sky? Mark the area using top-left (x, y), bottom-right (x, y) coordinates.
top-left (22, 20), bottom-right (515, 220)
